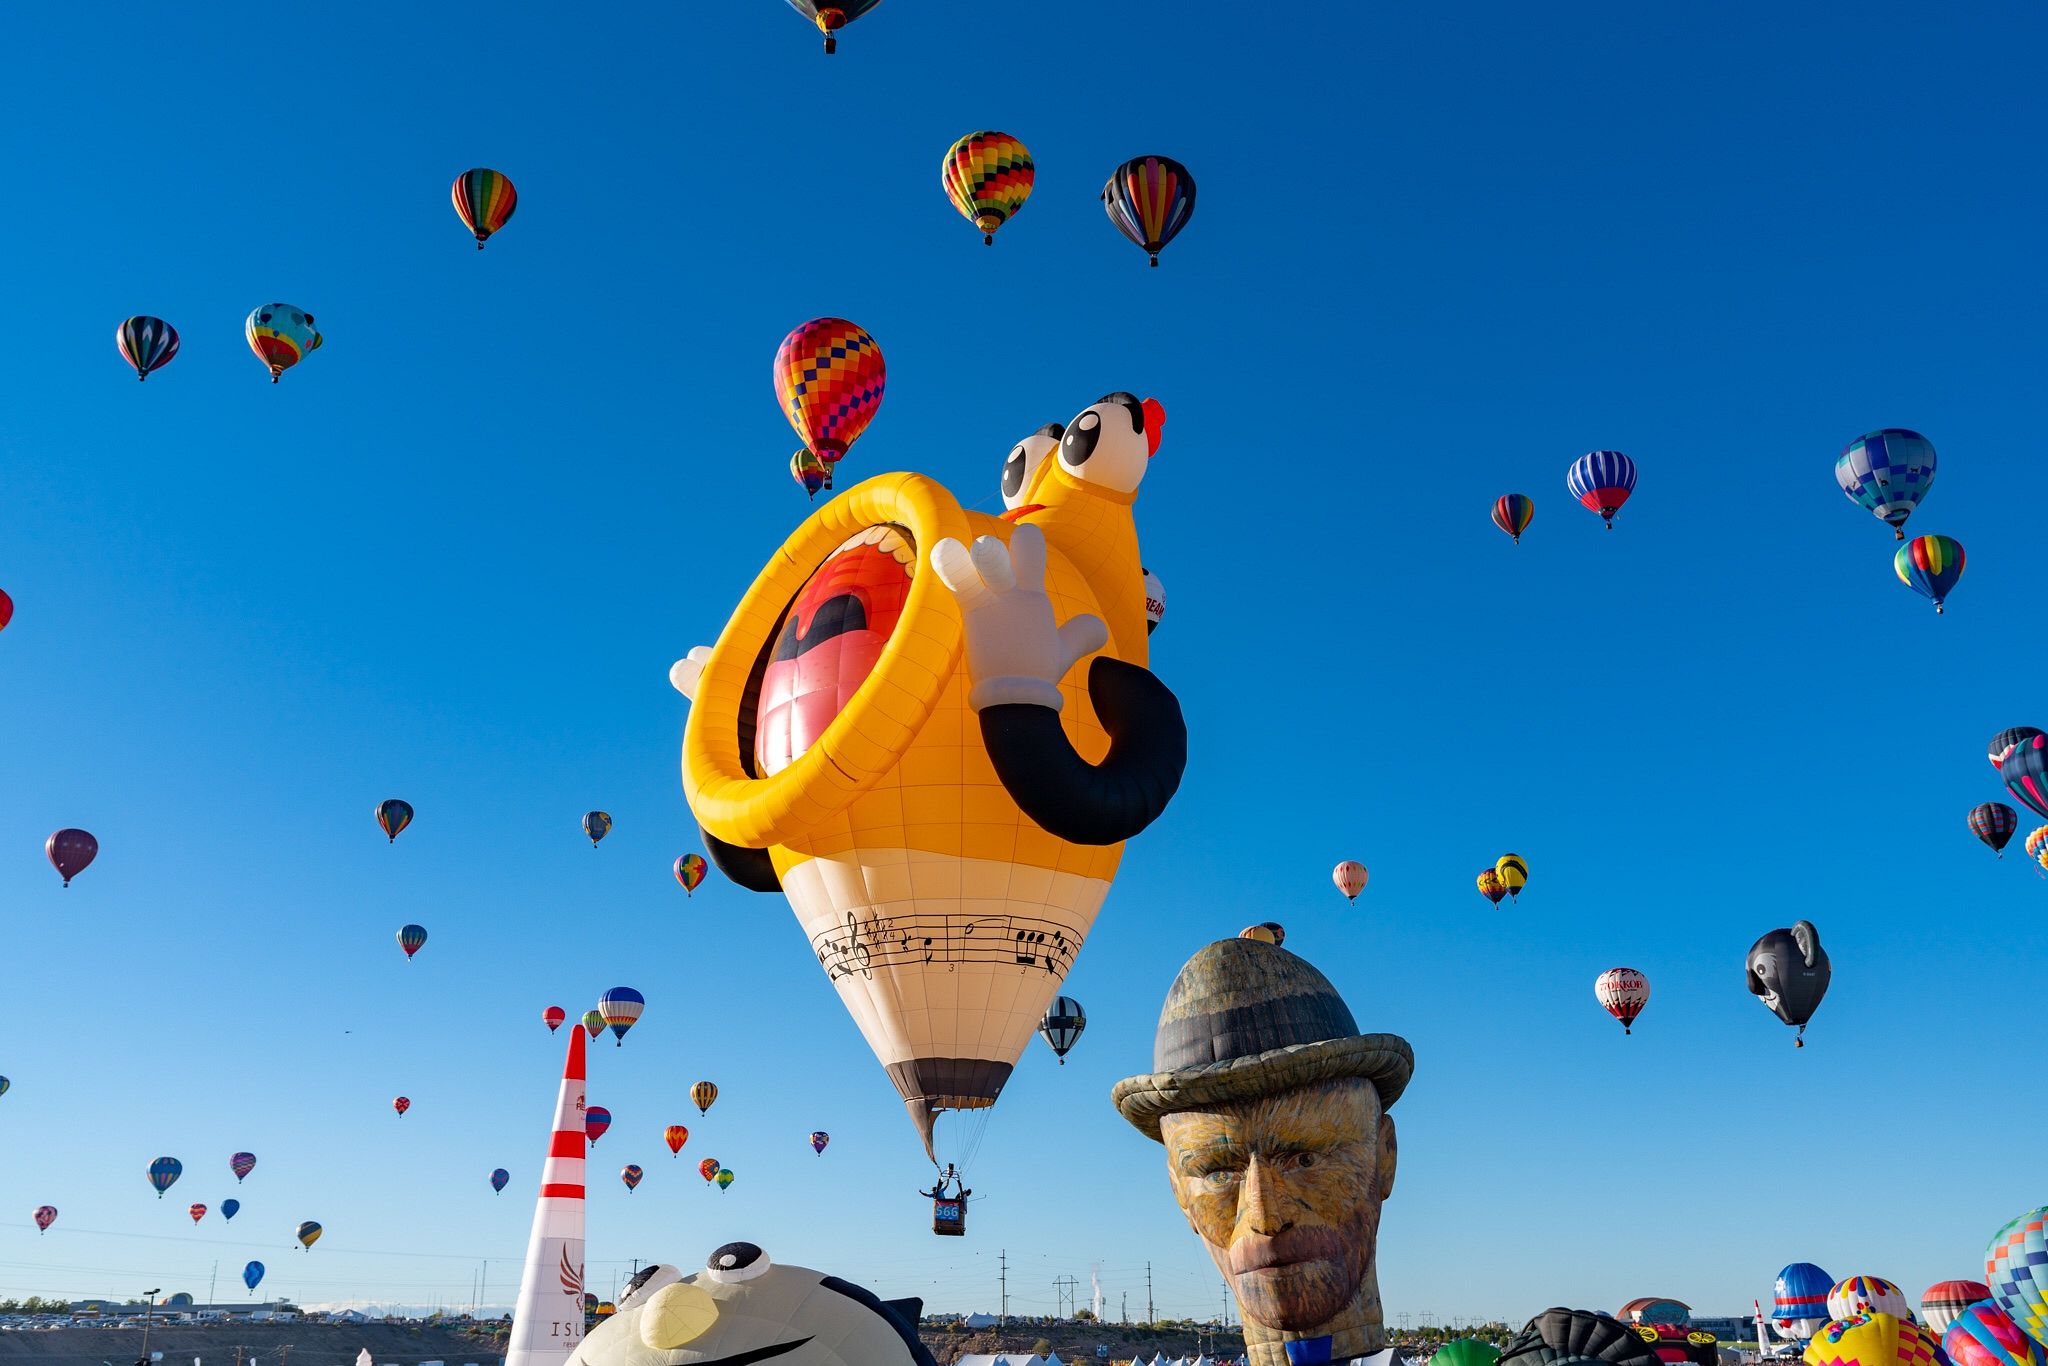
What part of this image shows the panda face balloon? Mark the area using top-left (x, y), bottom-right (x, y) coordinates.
top-left (566, 1243), bottom-right (936, 1366)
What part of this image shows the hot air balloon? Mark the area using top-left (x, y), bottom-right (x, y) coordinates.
top-left (715, 1168), bottom-right (735, 1191)
top-left (1102, 155), bottom-right (1197, 267)
top-left (698, 1158), bottom-right (720, 1183)
top-left (245, 304), bottom-right (321, 383)
top-left (582, 1009), bottom-right (605, 1039)
top-left (598, 987), bottom-right (644, 1045)
top-left (1986, 1208), bottom-right (2048, 1350)
top-left (32, 1206), bottom-right (55, 1234)
top-left (774, 319), bottom-right (885, 473)
top-left (1595, 968), bottom-right (1649, 1035)
top-left (0, 1076), bottom-right (9, 1097)
top-left (1830, 1278), bottom-right (1914, 1322)
top-left (1333, 860), bottom-right (1368, 902)
top-left (295, 1220), bottom-right (322, 1250)
top-left (1142, 566), bottom-right (1165, 635)
top-left (1477, 869), bottom-right (1507, 905)
top-left (397, 924), bottom-right (427, 959)
top-left (220, 1199), bottom-right (239, 1222)
top-left (1945, 1302), bottom-right (2043, 1366)
top-left (1567, 450), bottom-right (1638, 528)
top-left (0, 588), bottom-right (11, 633)
top-left (1495, 853), bottom-right (1528, 901)
top-left (1775, 1263), bottom-right (1836, 1341)
top-left (1433, 1341), bottom-right (1503, 1366)
top-left (1991, 729), bottom-right (2043, 772)
top-left (791, 447), bottom-right (830, 499)
top-left (1037, 996), bottom-right (1086, 1063)
top-left (147, 1156), bottom-right (182, 1197)
top-left (452, 168), bottom-right (517, 250)
top-left (490, 1167), bottom-right (509, 1193)
top-left (393, 1095), bottom-right (411, 1117)
top-left (1497, 1308), bottom-right (1662, 1366)
top-left (1973, 804), bottom-right (2020, 857)
top-left (620, 1165), bottom-right (643, 1193)
top-left (2027, 827), bottom-right (2048, 868)
top-left (1802, 1314), bottom-right (1945, 1366)
top-left (784, 0), bottom-right (881, 53)
top-left (2002, 738), bottom-right (2048, 823)
top-left (1836, 429), bottom-right (1936, 541)
top-left (674, 854), bottom-right (708, 894)
top-left (941, 131), bottom-right (1034, 245)
top-left (46, 828), bottom-right (97, 886)
top-left (585, 1106), bottom-right (612, 1145)
top-left (1493, 494), bottom-right (1535, 544)
top-left (376, 799), bottom-right (413, 842)
top-left (1745, 921), bottom-right (1831, 1046)
top-left (116, 316), bottom-right (180, 381)
top-left (810, 1131), bottom-right (830, 1154)
top-left (1239, 921), bottom-right (1286, 944)
top-left (230, 1151), bottom-right (256, 1182)
top-left (691, 1081), bottom-right (718, 1115)
top-left (189, 1203), bottom-right (207, 1224)
top-left (664, 1125), bottom-right (689, 1156)
top-left (1895, 535), bottom-right (1965, 613)
top-left (1923, 1283), bottom-right (1994, 1337)
top-left (243, 1261), bottom-right (265, 1293)
top-left (583, 811), bottom-right (611, 847)
top-left (543, 1006), bottom-right (566, 1033)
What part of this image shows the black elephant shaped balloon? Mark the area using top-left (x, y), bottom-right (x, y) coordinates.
top-left (1746, 920), bottom-right (1831, 1046)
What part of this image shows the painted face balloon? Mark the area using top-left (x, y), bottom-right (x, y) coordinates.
top-left (1745, 921), bottom-right (1831, 1045)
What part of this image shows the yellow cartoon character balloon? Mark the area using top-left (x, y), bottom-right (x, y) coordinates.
top-left (674, 393), bottom-right (1185, 1162)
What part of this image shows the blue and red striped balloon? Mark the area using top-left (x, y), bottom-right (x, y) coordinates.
top-left (1971, 803), bottom-right (2019, 857)
top-left (1567, 451), bottom-right (1638, 528)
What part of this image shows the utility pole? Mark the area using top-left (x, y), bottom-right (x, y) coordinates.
top-left (1145, 1263), bottom-right (1154, 1325)
top-left (1052, 1276), bottom-right (1078, 1319)
top-left (140, 1286), bottom-right (163, 1366)
top-left (1121, 1292), bottom-right (1128, 1326)
top-left (209, 1263), bottom-right (219, 1309)
top-left (998, 1250), bottom-right (1008, 1330)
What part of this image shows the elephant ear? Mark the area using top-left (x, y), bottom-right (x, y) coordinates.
top-left (1791, 920), bottom-right (1822, 967)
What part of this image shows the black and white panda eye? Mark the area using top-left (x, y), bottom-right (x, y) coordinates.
top-left (1061, 410), bottom-right (1102, 467)
top-left (1058, 401), bottom-right (1149, 493)
top-left (1002, 432), bottom-right (1057, 510)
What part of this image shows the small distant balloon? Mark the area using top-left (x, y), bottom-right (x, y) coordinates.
top-left (1102, 155), bottom-right (1197, 267)
top-left (1476, 869), bottom-right (1506, 906)
top-left (581, 1009), bottom-right (605, 1040)
top-left (0, 1076), bottom-right (10, 1097)
top-left (147, 1156), bottom-right (182, 1197)
top-left (230, 1151), bottom-right (256, 1182)
top-left (1037, 996), bottom-right (1086, 1064)
top-left (791, 447), bottom-right (830, 499)
top-left (691, 1081), bottom-right (718, 1115)
top-left (116, 316), bottom-right (180, 382)
top-left (397, 924), bottom-right (427, 960)
top-left (810, 1131), bottom-right (830, 1155)
top-left (46, 828), bottom-right (98, 886)
top-left (243, 1261), bottom-right (265, 1292)
top-left (1566, 450), bottom-right (1638, 528)
top-left (621, 1164), bottom-right (643, 1193)
top-left (1972, 803), bottom-right (2020, 857)
top-left (543, 1006), bottom-right (566, 1033)
top-left (393, 1096), bottom-right (411, 1117)
top-left (698, 1157), bottom-right (721, 1183)
top-left (1836, 428), bottom-right (1936, 540)
top-left (715, 1168), bottom-right (735, 1191)
top-left (245, 304), bottom-right (322, 384)
top-left (1595, 967), bottom-right (1650, 1035)
top-left (1332, 860), bottom-right (1368, 903)
top-left (0, 588), bottom-right (11, 633)
top-left (664, 1125), bottom-right (689, 1156)
top-left (490, 1167), bottom-right (509, 1193)
top-left (220, 1199), bottom-right (239, 1221)
top-left (941, 130), bottom-right (1035, 245)
top-left (583, 811), bottom-right (612, 847)
top-left (674, 854), bottom-right (708, 895)
top-left (189, 1203), bottom-right (207, 1224)
top-left (597, 987), bottom-right (645, 1046)
top-left (376, 799), bottom-right (413, 843)
top-left (1895, 534), bottom-right (1965, 614)
top-left (1238, 922), bottom-right (1286, 945)
top-left (1492, 494), bottom-right (1535, 544)
top-left (452, 168), bottom-right (518, 250)
top-left (295, 1220), bottom-right (322, 1250)
top-left (32, 1206), bottom-right (55, 1234)
top-left (585, 1106), bottom-right (612, 1145)
top-left (1142, 566), bottom-right (1166, 635)
top-left (1494, 854), bottom-right (1528, 901)
top-left (784, 0), bottom-right (881, 53)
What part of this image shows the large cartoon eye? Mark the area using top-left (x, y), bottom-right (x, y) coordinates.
top-left (1059, 394), bottom-right (1151, 493)
top-left (1001, 424), bottom-right (1062, 509)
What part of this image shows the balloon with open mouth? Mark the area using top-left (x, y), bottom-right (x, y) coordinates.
top-left (674, 392), bottom-right (1187, 1169)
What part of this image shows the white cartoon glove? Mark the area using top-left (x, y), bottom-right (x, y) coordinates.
top-left (668, 645), bottom-right (713, 701)
top-left (930, 522), bottom-right (1108, 712)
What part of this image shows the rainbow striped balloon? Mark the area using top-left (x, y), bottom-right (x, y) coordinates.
top-left (452, 168), bottom-right (518, 249)
top-left (1894, 534), bottom-right (1965, 614)
top-left (941, 131), bottom-right (1034, 245)
top-left (1492, 493), bottom-right (1535, 543)
top-left (1102, 155), bottom-right (1197, 267)
top-left (116, 316), bottom-right (180, 382)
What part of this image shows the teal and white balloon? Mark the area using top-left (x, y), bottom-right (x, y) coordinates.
top-left (1837, 428), bottom-right (1936, 540)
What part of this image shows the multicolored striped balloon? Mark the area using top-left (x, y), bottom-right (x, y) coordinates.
top-left (1944, 1302), bottom-right (2042, 1366)
top-left (715, 1167), bottom-right (735, 1191)
top-left (1803, 1313), bottom-right (1945, 1366)
top-left (675, 853), bottom-right (708, 894)
top-left (451, 168), bottom-right (517, 249)
top-left (583, 811), bottom-right (611, 847)
top-left (1986, 1207), bottom-right (2048, 1350)
top-left (597, 986), bottom-right (644, 1046)
top-left (698, 1157), bottom-right (720, 1183)
top-left (116, 316), bottom-right (180, 382)
top-left (941, 131), bottom-right (1034, 245)
top-left (1894, 534), bottom-right (1964, 614)
top-left (1971, 803), bottom-right (2019, 857)
top-left (2005, 740), bottom-right (2048, 824)
top-left (691, 1080), bottom-right (718, 1115)
top-left (790, 447), bottom-right (829, 499)
top-left (147, 1156), bottom-right (182, 1197)
top-left (774, 318), bottom-right (885, 467)
top-left (1923, 1282), bottom-right (1993, 1337)
top-left (810, 1130), bottom-right (830, 1154)
top-left (1567, 450), bottom-right (1638, 528)
top-left (1837, 429), bottom-right (1936, 541)
top-left (397, 923), bottom-right (428, 959)
top-left (189, 1203), bottom-right (207, 1224)
top-left (581, 1009), bottom-right (605, 1039)
top-left (584, 1105), bottom-right (612, 1144)
top-left (32, 1206), bottom-right (55, 1234)
top-left (296, 1220), bottom-right (322, 1250)
top-left (245, 303), bottom-right (321, 383)
top-left (1830, 1277), bottom-right (1913, 1322)
top-left (620, 1164), bottom-right (643, 1192)
top-left (376, 799), bottom-right (413, 843)
top-left (2027, 825), bottom-right (2048, 865)
top-left (230, 1151), bottom-right (256, 1182)
top-left (1492, 494), bottom-right (1535, 543)
top-left (1102, 155), bottom-right (1197, 267)
top-left (665, 1124), bottom-right (689, 1156)
top-left (784, 0), bottom-right (882, 53)
top-left (1992, 729), bottom-right (2044, 772)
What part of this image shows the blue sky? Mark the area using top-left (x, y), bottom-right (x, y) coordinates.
top-left (1, 0), bottom-right (2044, 1330)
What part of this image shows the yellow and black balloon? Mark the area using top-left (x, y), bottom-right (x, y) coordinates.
top-left (674, 393), bottom-right (1185, 1161)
